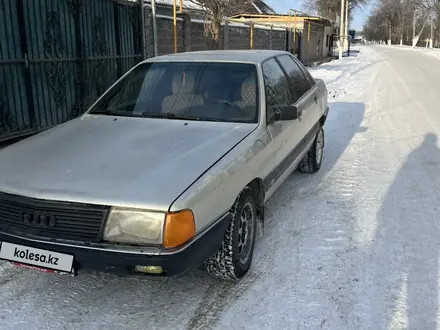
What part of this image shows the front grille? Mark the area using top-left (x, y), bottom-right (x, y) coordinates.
top-left (0, 192), bottom-right (109, 242)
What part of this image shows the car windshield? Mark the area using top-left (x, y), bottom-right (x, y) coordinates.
top-left (89, 61), bottom-right (259, 123)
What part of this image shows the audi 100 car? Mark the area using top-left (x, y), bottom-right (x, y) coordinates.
top-left (0, 50), bottom-right (328, 281)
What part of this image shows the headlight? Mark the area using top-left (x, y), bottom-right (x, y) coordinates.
top-left (103, 209), bottom-right (165, 245)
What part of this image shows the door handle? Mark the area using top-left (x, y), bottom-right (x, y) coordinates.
top-left (314, 96), bottom-right (318, 103)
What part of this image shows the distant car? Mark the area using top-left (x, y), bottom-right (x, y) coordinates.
top-left (0, 50), bottom-right (328, 281)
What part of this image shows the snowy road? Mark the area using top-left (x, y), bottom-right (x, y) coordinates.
top-left (2, 45), bottom-right (440, 329)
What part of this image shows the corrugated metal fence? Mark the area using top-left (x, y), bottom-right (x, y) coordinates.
top-left (1, 0), bottom-right (298, 143)
top-left (0, 0), bottom-right (142, 142)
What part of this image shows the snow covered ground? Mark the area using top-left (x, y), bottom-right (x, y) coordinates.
top-left (408, 46), bottom-right (440, 61)
top-left (2, 44), bottom-right (440, 329)
top-left (379, 44), bottom-right (440, 61)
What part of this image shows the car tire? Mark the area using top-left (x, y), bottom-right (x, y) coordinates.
top-left (299, 127), bottom-right (324, 173)
top-left (205, 187), bottom-right (257, 281)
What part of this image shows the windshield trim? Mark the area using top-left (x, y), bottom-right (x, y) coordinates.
top-left (85, 61), bottom-right (260, 124)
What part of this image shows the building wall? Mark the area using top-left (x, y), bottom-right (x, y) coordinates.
top-left (322, 26), bottom-right (337, 57)
top-left (300, 21), bottom-right (328, 64)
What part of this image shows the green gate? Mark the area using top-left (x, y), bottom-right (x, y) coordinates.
top-left (0, 0), bottom-right (143, 142)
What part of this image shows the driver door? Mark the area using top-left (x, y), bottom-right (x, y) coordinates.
top-left (262, 57), bottom-right (304, 189)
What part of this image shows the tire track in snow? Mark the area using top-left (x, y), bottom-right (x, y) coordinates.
top-left (346, 46), bottom-right (440, 329)
top-left (348, 47), bottom-right (416, 328)
top-left (185, 273), bottom-right (259, 330)
top-left (310, 128), bottom-right (368, 324)
top-left (297, 51), bottom-right (383, 325)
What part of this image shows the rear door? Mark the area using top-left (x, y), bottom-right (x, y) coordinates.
top-left (262, 57), bottom-right (303, 190)
top-left (275, 55), bottom-right (320, 141)
top-left (297, 59), bottom-right (325, 117)
top-left (296, 58), bottom-right (323, 120)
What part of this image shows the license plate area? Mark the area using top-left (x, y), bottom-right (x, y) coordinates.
top-left (0, 242), bottom-right (74, 275)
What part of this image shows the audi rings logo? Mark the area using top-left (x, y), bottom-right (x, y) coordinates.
top-left (21, 212), bottom-right (57, 228)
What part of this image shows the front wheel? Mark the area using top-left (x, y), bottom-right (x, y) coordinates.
top-left (299, 127), bottom-right (324, 173)
top-left (205, 188), bottom-right (257, 281)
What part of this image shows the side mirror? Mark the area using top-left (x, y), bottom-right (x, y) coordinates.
top-left (278, 104), bottom-right (300, 121)
top-left (267, 104), bottom-right (300, 124)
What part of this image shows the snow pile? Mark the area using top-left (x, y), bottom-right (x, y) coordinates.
top-left (308, 51), bottom-right (367, 100)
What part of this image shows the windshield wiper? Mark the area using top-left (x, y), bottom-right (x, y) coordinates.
top-left (92, 109), bottom-right (142, 117)
top-left (142, 112), bottom-right (221, 122)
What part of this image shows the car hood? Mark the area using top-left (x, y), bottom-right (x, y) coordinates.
top-left (0, 115), bottom-right (257, 210)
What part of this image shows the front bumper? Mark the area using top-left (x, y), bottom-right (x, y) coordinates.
top-left (0, 213), bottom-right (231, 277)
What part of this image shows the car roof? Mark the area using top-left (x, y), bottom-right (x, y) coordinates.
top-left (143, 49), bottom-right (291, 64)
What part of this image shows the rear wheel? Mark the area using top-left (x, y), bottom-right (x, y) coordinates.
top-left (299, 127), bottom-right (324, 173)
top-left (205, 188), bottom-right (257, 281)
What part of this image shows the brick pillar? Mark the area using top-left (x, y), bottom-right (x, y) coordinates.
top-left (223, 20), bottom-right (229, 50)
top-left (286, 28), bottom-right (292, 53)
top-left (269, 25), bottom-right (273, 49)
top-left (177, 12), bottom-right (191, 52)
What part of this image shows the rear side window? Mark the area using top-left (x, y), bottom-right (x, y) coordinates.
top-left (276, 55), bottom-right (311, 101)
top-left (297, 62), bottom-right (316, 88)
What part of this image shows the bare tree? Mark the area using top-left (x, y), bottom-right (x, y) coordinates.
top-left (303, 0), bottom-right (368, 23)
top-left (189, 0), bottom-right (260, 49)
top-left (363, 0), bottom-right (438, 45)
top-left (364, 0), bottom-right (438, 46)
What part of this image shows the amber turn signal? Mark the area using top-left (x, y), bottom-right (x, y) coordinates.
top-left (163, 209), bottom-right (195, 248)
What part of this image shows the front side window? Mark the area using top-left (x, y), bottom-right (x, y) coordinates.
top-left (262, 58), bottom-right (295, 123)
top-left (89, 62), bottom-right (259, 123)
top-left (276, 55), bottom-right (311, 100)
top-left (262, 58), bottom-right (294, 106)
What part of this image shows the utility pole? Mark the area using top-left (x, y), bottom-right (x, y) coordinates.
top-left (344, 0), bottom-right (349, 49)
top-left (412, 10), bottom-right (416, 47)
top-left (173, 0), bottom-right (177, 53)
top-left (339, 0), bottom-right (345, 59)
top-left (389, 21), bottom-right (392, 45)
top-left (430, 12), bottom-right (434, 48)
top-left (139, 0), bottom-right (146, 59)
top-left (400, 0), bottom-right (404, 46)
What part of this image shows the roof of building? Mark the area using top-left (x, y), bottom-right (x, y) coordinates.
top-left (142, 0), bottom-right (276, 15)
top-left (144, 49), bottom-right (290, 63)
top-left (229, 13), bottom-right (334, 25)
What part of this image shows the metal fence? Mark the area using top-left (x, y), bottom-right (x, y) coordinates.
top-left (0, 0), bottom-right (142, 142)
top-left (0, 0), bottom-right (324, 143)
